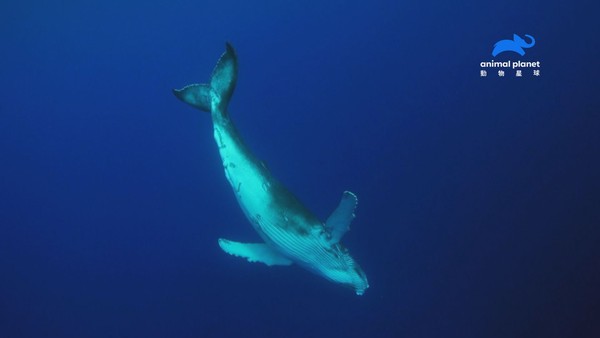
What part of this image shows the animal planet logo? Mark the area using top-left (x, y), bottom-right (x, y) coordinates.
top-left (480, 33), bottom-right (541, 77)
top-left (492, 34), bottom-right (535, 57)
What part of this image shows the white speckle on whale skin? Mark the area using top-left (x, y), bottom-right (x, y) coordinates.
top-left (261, 182), bottom-right (270, 192)
top-left (214, 129), bottom-right (226, 149)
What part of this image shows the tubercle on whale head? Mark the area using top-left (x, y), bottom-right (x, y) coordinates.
top-left (340, 275), bottom-right (369, 296)
top-left (330, 252), bottom-right (369, 296)
top-left (352, 264), bottom-right (369, 296)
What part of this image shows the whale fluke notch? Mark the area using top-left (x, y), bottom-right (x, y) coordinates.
top-left (325, 191), bottom-right (358, 244)
top-left (218, 238), bottom-right (293, 266)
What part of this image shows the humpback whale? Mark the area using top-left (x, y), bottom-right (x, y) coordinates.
top-left (173, 43), bottom-right (369, 295)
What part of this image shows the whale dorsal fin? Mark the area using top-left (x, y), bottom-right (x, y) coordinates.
top-left (218, 239), bottom-right (293, 266)
top-left (325, 191), bottom-right (358, 244)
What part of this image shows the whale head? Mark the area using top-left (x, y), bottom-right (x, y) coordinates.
top-left (346, 262), bottom-right (370, 296)
top-left (316, 244), bottom-right (369, 296)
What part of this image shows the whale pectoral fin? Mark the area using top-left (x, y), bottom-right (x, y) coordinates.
top-left (218, 239), bottom-right (293, 266)
top-left (325, 191), bottom-right (358, 244)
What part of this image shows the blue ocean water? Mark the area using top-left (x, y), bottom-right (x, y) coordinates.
top-left (1, 1), bottom-right (598, 337)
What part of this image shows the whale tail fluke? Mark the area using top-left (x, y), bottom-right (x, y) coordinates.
top-left (172, 84), bottom-right (212, 112)
top-left (173, 43), bottom-right (238, 116)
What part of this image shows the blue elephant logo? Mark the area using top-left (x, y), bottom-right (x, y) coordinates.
top-left (492, 34), bottom-right (535, 57)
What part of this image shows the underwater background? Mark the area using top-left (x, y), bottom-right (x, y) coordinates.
top-left (1, 0), bottom-right (598, 337)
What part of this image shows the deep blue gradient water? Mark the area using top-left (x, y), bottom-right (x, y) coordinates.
top-left (1, 1), bottom-right (598, 337)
